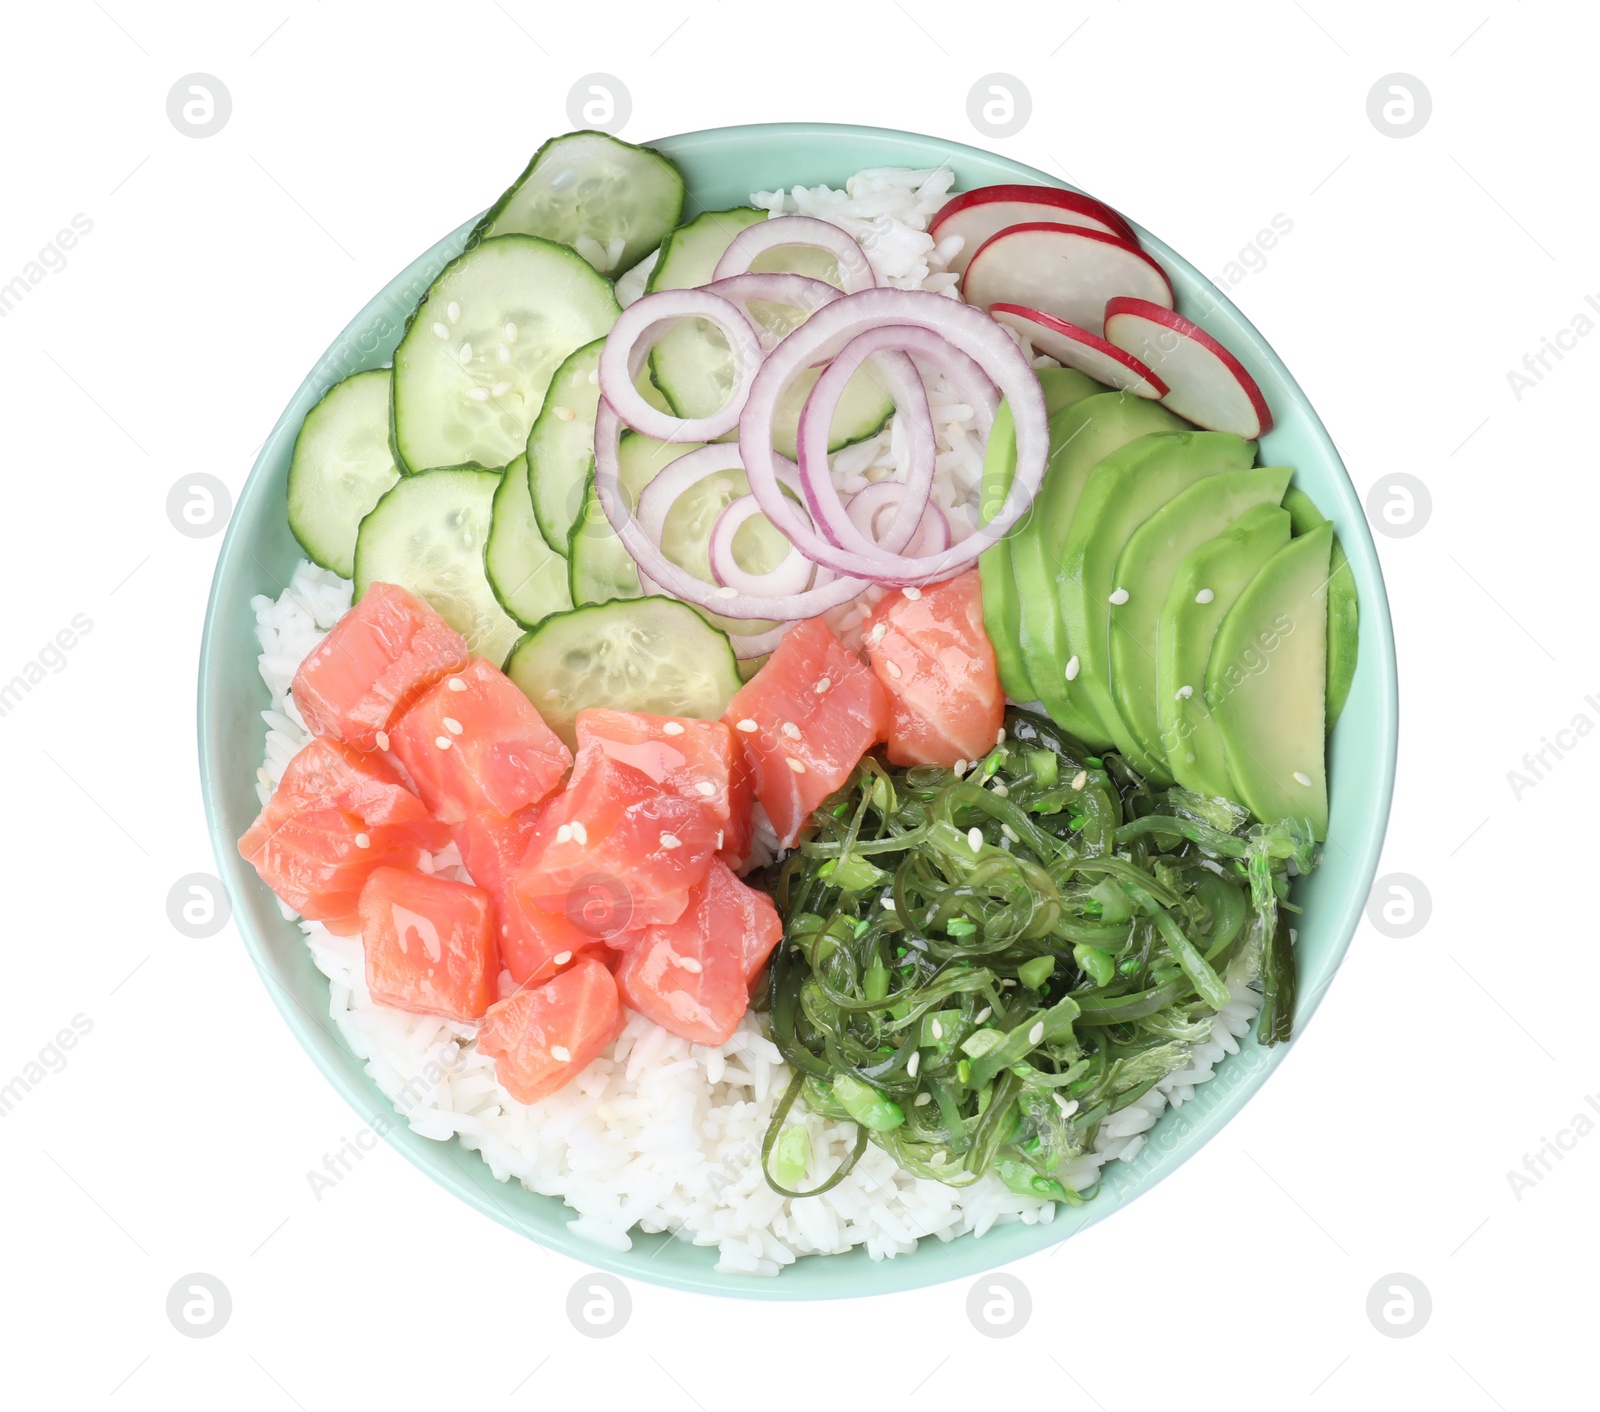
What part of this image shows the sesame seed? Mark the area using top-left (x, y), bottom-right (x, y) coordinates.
top-left (491, 380), bottom-right (512, 398)
top-left (446, 300), bottom-right (461, 323)
top-left (715, 585), bottom-right (739, 600)
top-left (885, 660), bottom-right (902, 679)
top-left (931, 1019), bottom-right (943, 1040)
top-left (716, 830), bottom-right (724, 849)
top-left (787, 757), bottom-right (807, 774)
top-left (458, 342), bottom-right (473, 365)
top-left (662, 721), bottom-right (685, 735)
top-left (1001, 824), bottom-right (1020, 844)
top-left (815, 677), bottom-right (831, 693)
top-left (1175, 685), bottom-right (1194, 700)
top-left (990, 781), bottom-right (1009, 797)
top-left (431, 321), bottom-right (449, 339)
top-left (659, 832), bottom-right (682, 850)
top-left (504, 321), bottom-right (518, 342)
top-left (555, 405), bottom-right (576, 422)
top-left (544, 688), bottom-right (560, 701)
top-left (967, 826), bottom-right (983, 854)
top-left (553, 951), bottom-right (572, 965)
top-left (1293, 771), bottom-right (1312, 786)
top-left (375, 731), bottom-right (390, 751)
top-left (975, 1007), bottom-right (991, 1023)
top-left (447, 677), bottom-right (467, 692)
top-left (907, 1051), bottom-right (921, 1077)
top-left (1109, 587), bottom-right (1129, 605)
top-left (442, 716), bottom-right (463, 735)
top-left (1054, 1095), bottom-right (1079, 1117)
top-left (556, 824), bottom-right (573, 844)
top-left (570, 821), bottom-right (588, 845)
top-left (1070, 770), bottom-right (1087, 791)
top-left (498, 343), bottom-right (511, 364)
top-left (915, 1091), bottom-right (932, 1106)
top-left (866, 622), bottom-right (888, 647)
top-left (466, 387), bottom-right (490, 401)
top-left (953, 758), bottom-right (968, 777)
top-left (1028, 1022), bottom-right (1045, 1045)
top-left (1064, 655), bottom-right (1080, 681)
top-left (677, 956), bottom-right (703, 974)
top-left (695, 781), bottom-right (717, 797)
top-left (1196, 588), bottom-right (1215, 604)
top-left (781, 722), bottom-right (801, 740)
top-left (435, 735), bottom-right (453, 750)
top-left (903, 585), bottom-right (922, 600)
top-left (587, 368), bottom-right (599, 385)
top-left (355, 833), bottom-right (371, 849)
top-left (551, 1045), bottom-right (572, 1063)
top-left (881, 897), bottom-right (896, 911)
top-left (995, 728), bottom-right (1006, 746)
top-left (736, 718), bottom-right (758, 733)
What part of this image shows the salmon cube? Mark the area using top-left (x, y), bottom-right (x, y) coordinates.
top-left (291, 582), bottom-right (469, 751)
top-left (476, 957), bottom-right (623, 1104)
top-left (360, 867), bottom-right (498, 1021)
top-left (391, 658), bottom-right (571, 824)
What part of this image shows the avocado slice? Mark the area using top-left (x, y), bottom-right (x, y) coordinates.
top-left (1207, 522), bottom-right (1333, 839)
top-left (1009, 393), bottom-right (1186, 742)
top-left (1157, 503), bottom-right (1292, 798)
top-left (1057, 430), bottom-right (1259, 759)
top-left (1108, 466), bottom-right (1293, 781)
top-left (1281, 487), bottom-right (1360, 729)
top-left (1037, 367), bottom-right (1105, 418)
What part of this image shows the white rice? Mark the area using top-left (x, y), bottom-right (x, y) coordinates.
top-left (248, 170), bottom-right (1264, 1273)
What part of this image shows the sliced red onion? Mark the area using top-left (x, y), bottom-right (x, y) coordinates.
top-left (597, 288), bottom-right (764, 442)
top-left (702, 273), bottom-right (843, 351)
top-left (709, 494), bottom-right (815, 598)
top-left (739, 288), bottom-right (1048, 586)
top-left (594, 400), bottom-right (873, 621)
top-left (711, 215), bottom-right (878, 293)
top-left (846, 483), bottom-right (952, 556)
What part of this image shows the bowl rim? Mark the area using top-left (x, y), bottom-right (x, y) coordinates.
top-left (199, 119), bottom-right (1397, 1300)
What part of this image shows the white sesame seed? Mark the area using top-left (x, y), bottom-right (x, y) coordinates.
top-left (435, 735), bottom-right (453, 750)
top-left (881, 897), bottom-right (896, 911)
top-left (736, 718), bottom-right (758, 733)
top-left (553, 951), bottom-right (572, 965)
top-left (446, 300), bottom-right (461, 323)
top-left (1028, 1021), bottom-right (1045, 1045)
top-left (662, 721), bottom-right (685, 736)
top-left (1070, 770), bottom-right (1087, 791)
top-left (967, 827), bottom-right (983, 854)
top-left (551, 1045), bottom-right (572, 1063)
top-left (995, 728), bottom-right (1006, 746)
top-left (1064, 655), bottom-right (1080, 681)
top-left (503, 321), bottom-right (518, 342)
top-left (1293, 771), bottom-right (1312, 787)
top-left (1175, 685), bottom-right (1194, 700)
top-left (990, 781), bottom-right (1009, 797)
top-left (466, 387), bottom-right (490, 401)
top-left (677, 956), bottom-right (703, 974)
top-left (587, 368), bottom-right (598, 385)
top-left (975, 1007), bottom-right (991, 1023)
top-left (907, 1051), bottom-right (921, 1077)
top-left (781, 722), bottom-right (801, 740)
top-left (447, 677), bottom-right (467, 692)
top-left (1196, 588), bottom-right (1215, 604)
top-left (866, 622), bottom-right (889, 647)
top-left (570, 821), bottom-right (588, 845)
top-left (458, 342), bottom-right (473, 365)
top-left (556, 824), bottom-right (573, 844)
top-left (1109, 587), bottom-right (1129, 605)
top-left (885, 660), bottom-right (902, 679)
top-left (1054, 1095), bottom-right (1079, 1117)
top-left (491, 380), bottom-right (512, 398)
top-left (498, 343), bottom-right (511, 364)
top-left (1002, 979), bottom-right (1017, 988)
top-left (355, 833), bottom-right (370, 849)
top-left (695, 781), bottom-right (717, 797)
top-left (716, 830), bottom-right (724, 849)
top-left (555, 405), bottom-right (576, 422)
top-left (375, 731), bottom-right (390, 751)
top-left (815, 677), bottom-right (831, 693)
top-left (659, 832), bottom-right (682, 850)
top-left (431, 321), bottom-right (450, 339)
top-left (787, 757), bottom-right (807, 774)
top-left (1001, 824), bottom-right (1020, 843)
top-left (915, 1091), bottom-right (932, 1106)
top-left (903, 585), bottom-right (922, 600)
top-left (544, 688), bottom-right (560, 701)
top-left (715, 585), bottom-right (739, 600)
top-left (931, 1019), bottom-right (943, 1040)
top-left (953, 759), bottom-right (968, 777)
top-left (442, 716), bottom-right (463, 735)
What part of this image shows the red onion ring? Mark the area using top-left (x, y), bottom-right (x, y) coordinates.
top-left (846, 483), bottom-right (952, 556)
top-left (709, 494), bottom-right (816, 598)
top-left (711, 215), bottom-right (877, 293)
top-left (701, 273), bottom-right (843, 351)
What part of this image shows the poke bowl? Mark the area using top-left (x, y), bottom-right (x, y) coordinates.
top-left (199, 121), bottom-right (1398, 1299)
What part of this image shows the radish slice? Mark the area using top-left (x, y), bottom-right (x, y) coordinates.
top-left (931, 185), bottom-right (1139, 275)
top-left (962, 224), bottom-right (1172, 337)
top-left (1103, 296), bottom-right (1274, 438)
top-left (597, 288), bottom-right (764, 442)
top-left (989, 303), bottom-right (1168, 399)
top-left (712, 215), bottom-right (877, 293)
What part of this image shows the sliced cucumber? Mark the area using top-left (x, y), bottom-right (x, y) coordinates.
top-left (647, 206), bottom-right (769, 292)
top-left (568, 433), bottom-right (702, 606)
top-left (504, 597), bottom-right (742, 750)
top-left (392, 235), bottom-right (619, 474)
top-left (354, 465), bottom-right (523, 666)
top-left (473, 130), bottom-right (685, 276)
top-left (287, 370), bottom-right (401, 578)
top-left (486, 453), bottom-right (573, 629)
top-left (527, 339), bottom-right (605, 553)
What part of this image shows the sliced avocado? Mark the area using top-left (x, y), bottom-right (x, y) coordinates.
top-left (1282, 487), bottom-right (1360, 729)
top-left (1108, 466), bottom-right (1293, 780)
top-left (1010, 393), bottom-right (1185, 743)
top-left (1037, 367), bottom-right (1104, 418)
top-left (1207, 523), bottom-right (1332, 839)
top-left (1157, 503), bottom-right (1292, 799)
top-left (1057, 431), bottom-right (1259, 758)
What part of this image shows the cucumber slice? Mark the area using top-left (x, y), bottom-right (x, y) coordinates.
top-left (287, 369), bottom-right (401, 578)
top-left (486, 453), bottom-right (573, 629)
top-left (504, 597), bottom-right (742, 750)
top-left (646, 207), bottom-right (891, 456)
top-left (473, 130), bottom-right (685, 276)
top-left (354, 465), bottom-right (523, 666)
top-left (527, 339), bottom-right (605, 553)
top-left (568, 433), bottom-right (702, 606)
top-left (392, 235), bottom-right (619, 474)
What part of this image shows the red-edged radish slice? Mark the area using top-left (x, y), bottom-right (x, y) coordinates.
top-left (961, 224), bottom-right (1172, 337)
top-left (1103, 296), bottom-right (1274, 438)
top-left (932, 185), bottom-right (1138, 274)
top-left (990, 303), bottom-right (1168, 399)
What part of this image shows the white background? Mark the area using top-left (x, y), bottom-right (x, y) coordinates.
top-left (1, 1), bottom-right (1593, 1407)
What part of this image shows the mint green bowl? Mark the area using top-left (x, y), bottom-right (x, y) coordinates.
top-left (199, 122), bottom-right (1397, 1299)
